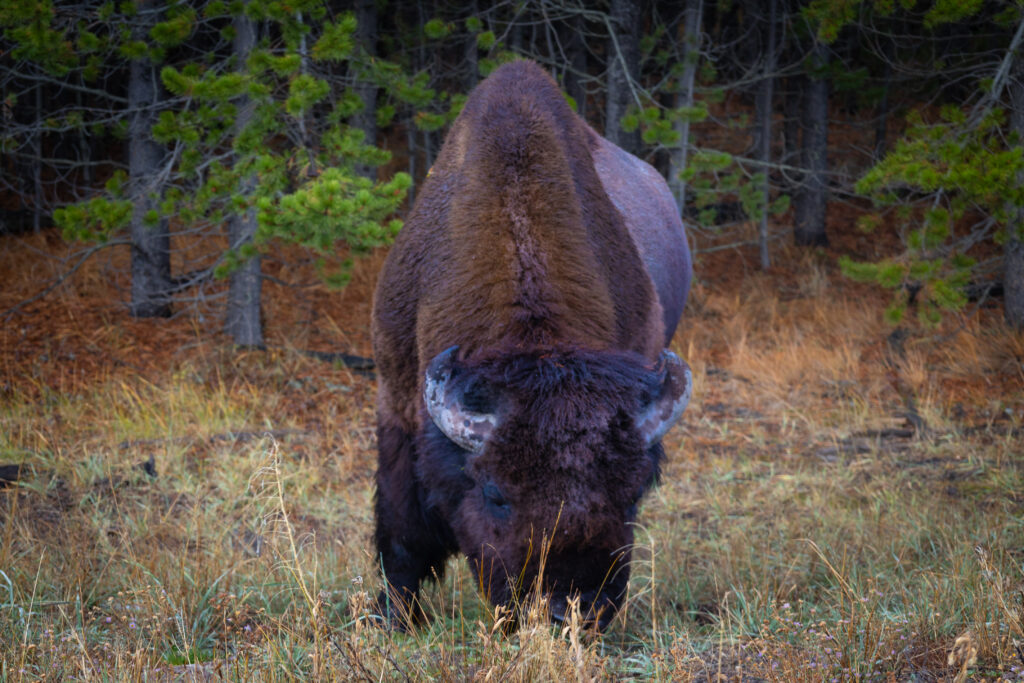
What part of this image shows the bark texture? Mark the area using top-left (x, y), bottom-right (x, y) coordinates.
top-left (794, 40), bottom-right (829, 247)
top-left (605, 0), bottom-right (642, 156)
top-left (225, 8), bottom-right (263, 347)
top-left (464, 0), bottom-right (479, 92)
top-left (128, 1), bottom-right (171, 318)
top-left (668, 0), bottom-right (703, 212)
top-left (783, 75), bottom-right (802, 174)
top-left (1006, 47), bottom-right (1024, 330)
top-left (560, 12), bottom-right (588, 118)
top-left (353, 0), bottom-right (378, 181)
top-left (755, 0), bottom-right (776, 269)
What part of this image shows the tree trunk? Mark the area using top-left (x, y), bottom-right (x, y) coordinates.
top-left (793, 39), bottom-right (829, 247)
top-left (1005, 47), bottom-right (1024, 330)
top-left (605, 0), bottom-right (642, 156)
top-left (560, 11), bottom-right (587, 117)
top-left (464, 0), bottom-right (479, 92)
top-left (406, 123), bottom-right (417, 205)
top-left (77, 85), bottom-right (93, 185)
top-left (874, 58), bottom-right (891, 160)
top-left (668, 0), bottom-right (703, 212)
top-left (33, 83), bottom-right (43, 232)
top-left (783, 74), bottom-right (802, 190)
top-left (128, 1), bottom-right (171, 318)
top-left (1007, 238), bottom-right (1024, 329)
top-left (226, 207), bottom-right (262, 347)
top-left (755, 0), bottom-right (777, 269)
top-left (225, 7), bottom-right (263, 347)
top-left (296, 10), bottom-right (314, 174)
top-left (352, 0), bottom-right (378, 181)
top-left (511, 16), bottom-right (523, 54)
top-left (416, 2), bottom-right (435, 175)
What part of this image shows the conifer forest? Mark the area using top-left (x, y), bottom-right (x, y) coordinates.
top-left (1, 1), bottom-right (1024, 680)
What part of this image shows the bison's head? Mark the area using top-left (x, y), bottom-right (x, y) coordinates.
top-left (417, 346), bottom-right (691, 630)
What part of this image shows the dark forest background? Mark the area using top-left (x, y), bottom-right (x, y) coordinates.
top-left (3, 0), bottom-right (1024, 341)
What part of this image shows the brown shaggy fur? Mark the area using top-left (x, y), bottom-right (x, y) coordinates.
top-left (371, 60), bottom-right (691, 627)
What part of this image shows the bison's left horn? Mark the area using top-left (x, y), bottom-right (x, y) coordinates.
top-left (636, 350), bottom-right (692, 449)
top-left (424, 346), bottom-right (498, 454)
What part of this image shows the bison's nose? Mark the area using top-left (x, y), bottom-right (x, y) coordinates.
top-left (549, 594), bottom-right (616, 631)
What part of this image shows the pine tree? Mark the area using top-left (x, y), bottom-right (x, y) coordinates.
top-left (830, 2), bottom-right (1024, 328)
top-left (4, 0), bottom-right (411, 342)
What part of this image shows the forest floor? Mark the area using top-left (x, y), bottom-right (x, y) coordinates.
top-left (1, 212), bottom-right (1023, 681)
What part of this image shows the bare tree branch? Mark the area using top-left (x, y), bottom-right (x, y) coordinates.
top-left (2, 239), bottom-right (131, 321)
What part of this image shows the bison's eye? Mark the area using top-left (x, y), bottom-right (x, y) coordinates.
top-left (626, 487), bottom-right (645, 519)
top-left (482, 482), bottom-right (511, 519)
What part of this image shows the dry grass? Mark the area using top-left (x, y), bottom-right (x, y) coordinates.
top-left (1, 232), bottom-right (1023, 680)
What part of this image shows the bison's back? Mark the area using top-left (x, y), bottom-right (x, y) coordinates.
top-left (591, 135), bottom-right (691, 342)
top-left (373, 60), bottom-right (688, 429)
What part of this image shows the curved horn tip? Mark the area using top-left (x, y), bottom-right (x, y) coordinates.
top-left (639, 352), bottom-right (693, 448)
top-left (657, 348), bottom-right (683, 369)
top-left (427, 345), bottom-right (460, 381)
top-left (423, 345), bottom-right (496, 454)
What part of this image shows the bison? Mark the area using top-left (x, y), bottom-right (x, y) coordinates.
top-left (371, 60), bottom-right (692, 629)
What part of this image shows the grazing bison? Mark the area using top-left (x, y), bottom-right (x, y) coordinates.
top-left (371, 60), bottom-right (692, 629)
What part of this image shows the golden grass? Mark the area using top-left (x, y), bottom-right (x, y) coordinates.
top-left (1, 234), bottom-right (1023, 680)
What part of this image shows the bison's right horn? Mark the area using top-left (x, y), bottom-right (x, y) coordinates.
top-left (424, 346), bottom-right (498, 454)
top-left (636, 350), bottom-right (692, 449)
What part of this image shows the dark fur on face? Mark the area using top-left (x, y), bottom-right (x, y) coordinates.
top-left (414, 347), bottom-right (664, 626)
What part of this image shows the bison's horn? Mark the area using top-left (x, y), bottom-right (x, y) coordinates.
top-left (424, 346), bottom-right (498, 454)
top-left (636, 350), bottom-right (692, 449)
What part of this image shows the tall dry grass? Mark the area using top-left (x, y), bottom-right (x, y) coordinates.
top-left (1, 235), bottom-right (1023, 680)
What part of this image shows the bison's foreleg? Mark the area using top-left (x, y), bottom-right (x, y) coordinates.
top-left (373, 416), bottom-right (451, 627)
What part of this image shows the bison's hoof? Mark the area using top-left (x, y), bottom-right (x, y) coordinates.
top-left (371, 590), bottom-right (430, 631)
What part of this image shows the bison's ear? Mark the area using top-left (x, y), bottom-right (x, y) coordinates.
top-left (424, 346), bottom-right (499, 454)
top-left (636, 350), bottom-right (692, 448)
